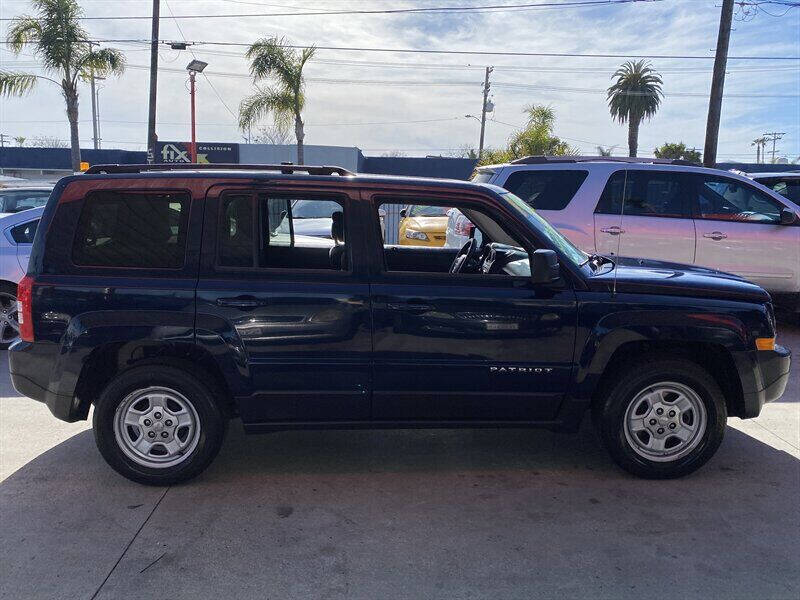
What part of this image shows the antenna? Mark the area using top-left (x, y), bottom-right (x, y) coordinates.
top-left (612, 169), bottom-right (628, 296)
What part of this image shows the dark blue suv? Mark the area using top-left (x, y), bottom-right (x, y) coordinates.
top-left (9, 164), bottom-right (791, 484)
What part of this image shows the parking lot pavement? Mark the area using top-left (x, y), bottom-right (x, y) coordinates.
top-left (0, 325), bottom-right (797, 600)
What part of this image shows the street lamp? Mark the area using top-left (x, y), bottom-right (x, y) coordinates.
top-left (186, 59), bottom-right (208, 163)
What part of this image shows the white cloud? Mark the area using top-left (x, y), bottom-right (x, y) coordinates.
top-left (1, 0), bottom-right (798, 161)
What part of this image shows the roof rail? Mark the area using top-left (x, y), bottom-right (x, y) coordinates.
top-left (509, 155), bottom-right (699, 167)
top-left (83, 163), bottom-right (355, 176)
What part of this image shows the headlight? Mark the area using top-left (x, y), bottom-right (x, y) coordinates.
top-left (405, 229), bottom-right (429, 241)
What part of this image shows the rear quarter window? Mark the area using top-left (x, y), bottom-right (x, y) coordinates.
top-left (72, 191), bottom-right (190, 269)
top-left (502, 170), bottom-right (588, 211)
top-left (9, 220), bottom-right (39, 244)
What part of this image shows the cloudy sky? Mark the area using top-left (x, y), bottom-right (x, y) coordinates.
top-left (1, 0), bottom-right (798, 161)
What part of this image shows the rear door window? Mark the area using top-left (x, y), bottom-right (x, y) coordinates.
top-left (502, 170), bottom-right (588, 210)
top-left (72, 191), bottom-right (190, 268)
top-left (217, 192), bottom-right (347, 271)
top-left (595, 170), bottom-right (691, 217)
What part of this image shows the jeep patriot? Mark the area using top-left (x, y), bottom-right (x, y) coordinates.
top-left (9, 164), bottom-right (792, 484)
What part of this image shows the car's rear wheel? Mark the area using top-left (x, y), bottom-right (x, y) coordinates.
top-left (595, 357), bottom-right (727, 479)
top-left (94, 366), bottom-right (226, 485)
top-left (0, 282), bottom-right (20, 349)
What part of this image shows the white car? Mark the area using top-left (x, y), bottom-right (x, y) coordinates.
top-left (445, 207), bottom-right (481, 248)
top-left (746, 171), bottom-right (800, 206)
top-left (470, 156), bottom-right (800, 314)
top-left (0, 207), bottom-right (44, 347)
top-left (0, 186), bottom-right (52, 216)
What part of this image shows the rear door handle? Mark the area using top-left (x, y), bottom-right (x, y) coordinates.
top-left (387, 301), bottom-right (434, 313)
top-left (703, 231), bottom-right (728, 241)
top-left (600, 226), bottom-right (625, 235)
top-left (216, 296), bottom-right (264, 308)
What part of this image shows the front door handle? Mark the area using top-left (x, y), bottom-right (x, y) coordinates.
top-left (600, 226), bottom-right (625, 235)
top-left (703, 231), bottom-right (728, 241)
top-left (387, 301), bottom-right (434, 313)
top-left (216, 296), bottom-right (263, 308)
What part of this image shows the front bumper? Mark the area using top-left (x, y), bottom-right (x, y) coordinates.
top-left (740, 345), bottom-right (792, 418)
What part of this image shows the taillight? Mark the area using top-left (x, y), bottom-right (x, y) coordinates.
top-left (16, 275), bottom-right (34, 342)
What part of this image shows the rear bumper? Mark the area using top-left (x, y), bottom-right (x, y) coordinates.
top-left (739, 345), bottom-right (792, 418)
top-left (8, 341), bottom-right (84, 422)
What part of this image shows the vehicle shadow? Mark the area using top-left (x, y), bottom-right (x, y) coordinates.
top-left (1, 419), bottom-right (798, 599)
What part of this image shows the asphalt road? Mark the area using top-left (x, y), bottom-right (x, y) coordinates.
top-left (1, 324), bottom-right (798, 600)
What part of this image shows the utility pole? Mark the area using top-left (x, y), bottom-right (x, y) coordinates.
top-left (751, 138), bottom-right (761, 163)
top-left (763, 132), bottom-right (785, 163)
top-left (478, 66), bottom-right (493, 160)
top-left (189, 70), bottom-right (197, 163)
top-left (88, 41), bottom-right (100, 150)
top-left (146, 0), bottom-right (160, 163)
top-left (703, 0), bottom-right (734, 168)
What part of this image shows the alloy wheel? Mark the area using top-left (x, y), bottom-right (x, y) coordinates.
top-left (0, 292), bottom-right (20, 346)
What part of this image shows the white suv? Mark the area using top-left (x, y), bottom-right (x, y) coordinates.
top-left (464, 157), bottom-right (800, 313)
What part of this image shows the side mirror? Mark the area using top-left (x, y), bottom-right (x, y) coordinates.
top-left (780, 207), bottom-right (797, 225)
top-left (399, 208), bottom-right (407, 218)
top-left (530, 249), bottom-right (560, 284)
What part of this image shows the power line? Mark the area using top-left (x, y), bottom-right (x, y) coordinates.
top-left (0, 0), bottom-right (665, 21)
top-left (0, 116), bottom-right (465, 128)
top-left (162, 0), bottom-right (239, 121)
top-left (8, 61), bottom-right (797, 98)
top-left (7, 45), bottom-right (800, 73)
top-left (762, 131), bottom-right (787, 162)
top-left (6, 38), bottom-right (799, 60)
top-left (85, 63), bottom-right (800, 98)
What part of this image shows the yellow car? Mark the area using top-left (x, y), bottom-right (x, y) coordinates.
top-left (398, 205), bottom-right (450, 246)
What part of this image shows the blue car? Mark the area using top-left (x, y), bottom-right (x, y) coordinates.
top-left (8, 162), bottom-right (791, 484)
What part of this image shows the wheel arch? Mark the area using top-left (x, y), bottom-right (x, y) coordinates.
top-left (588, 340), bottom-right (745, 418)
top-left (73, 341), bottom-right (237, 420)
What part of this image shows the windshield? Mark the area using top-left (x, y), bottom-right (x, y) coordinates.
top-left (500, 190), bottom-right (588, 267)
top-left (471, 170), bottom-right (494, 184)
top-left (0, 190), bottom-right (50, 213)
top-left (759, 177), bottom-right (800, 204)
top-left (407, 204), bottom-right (449, 217)
top-left (291, 199), bottom-right (340, 219)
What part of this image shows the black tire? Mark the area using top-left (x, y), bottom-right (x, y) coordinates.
top-left (0, 281), bottom-right (20, 350)
top-left (93, 366), bottom-right (226, 485)
top-left (594, 356), bottom-right (727, 479)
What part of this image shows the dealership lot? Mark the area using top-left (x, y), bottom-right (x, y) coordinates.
top-left (1, 323), bottom-right (798, 599)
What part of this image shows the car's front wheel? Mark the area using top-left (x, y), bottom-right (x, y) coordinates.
top-left (595, 357), bottom-right (727, 479)
top-left (93, 366), bottom-right (226, 485)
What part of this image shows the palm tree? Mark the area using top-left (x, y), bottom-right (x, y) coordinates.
top-left (239, 37), bottom-right (315, 165)
top-left (607, 60), bottom-right (663, 157)
top-left (507, 104), bottom-right (575, 158)
top-left (0, 0), bottom-right (124, 171)
top-left (480, 104), bottom-right (576, 165)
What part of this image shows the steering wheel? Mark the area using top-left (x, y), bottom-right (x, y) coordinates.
top-left (450, 238), bottom-right (479, 274)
